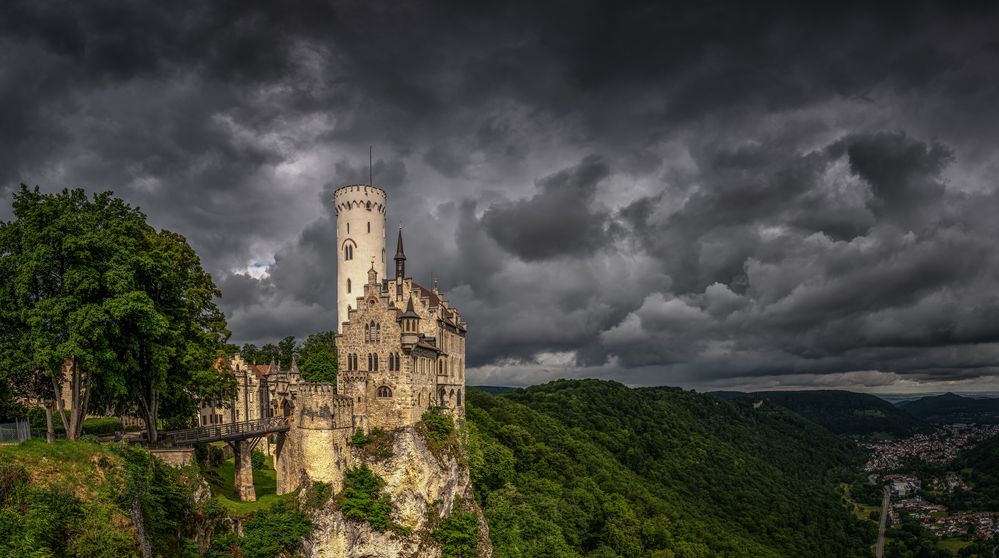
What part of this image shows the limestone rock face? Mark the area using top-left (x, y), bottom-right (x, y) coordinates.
top-left (304, 426), bottom-right (492, 558)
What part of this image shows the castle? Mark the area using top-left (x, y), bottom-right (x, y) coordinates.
top-left (205, 184), bottom-right (468, 498)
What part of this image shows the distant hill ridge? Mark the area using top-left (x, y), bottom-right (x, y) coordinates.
top-left (897, 392), bottom-right (999, 424)
top-left (707, 389), bottom-right (931, 437)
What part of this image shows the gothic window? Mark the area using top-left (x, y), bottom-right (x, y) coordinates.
top-left (376, 323), bottom-right (381, 341)
top-left (377, 386), bottom-right (392, 398)
top-left (374, 353), bottom-right (379, 371)
top-left (364, 324), bottom-right (369, 341)
top-left (367, 353), bottom-right (372, 370)
top-left (344, 244), bottom-right (353, 260)
top-left (457, 389), bottom-right (462, 407)
top-left (347, 278), bottom-right (351, 293)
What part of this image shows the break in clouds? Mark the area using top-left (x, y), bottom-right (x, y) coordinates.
top-left (3, 0), bottom-right (999, 391)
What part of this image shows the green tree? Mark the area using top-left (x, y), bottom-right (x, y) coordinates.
top-left (299, 331), bottom-right (338, 383)
top-left (239, 343), bottom-right (260, 364)
top-left (114, 229), bottom-right (234, 442)
top-left (258, 344), bottom-right (280, 365)
top-left (0, 186), bottom-right (149, 439)
top-left (277, 336), bottom-right (298, 369)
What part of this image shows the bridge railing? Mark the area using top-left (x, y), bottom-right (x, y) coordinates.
top-left (162, 416), bottom-right (290, 446)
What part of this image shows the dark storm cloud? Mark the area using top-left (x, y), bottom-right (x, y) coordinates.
top-left (482, 155), bottom-right (613, 260)
top-left (3, 0), bottom-right (999, 390)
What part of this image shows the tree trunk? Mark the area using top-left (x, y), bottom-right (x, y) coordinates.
top-left (69, 356), bottom-right (82, 439)
top-left (51, 374), bottom-right (72, 439)
top-left (140, 392), bottom-right (159, 445)
top-left (44, 403), bottom-right (54, 443)
top-left (78, 367), bottom-right (93, 439)
top-left (130, 496), bottom-right (153, 558)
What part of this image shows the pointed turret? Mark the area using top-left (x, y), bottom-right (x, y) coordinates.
top-left (394, 225), bottom-right (406, 279)
top-left (400, 296), bottom-right (421, 352)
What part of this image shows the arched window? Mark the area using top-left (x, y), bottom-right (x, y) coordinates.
top-left (376, 323), bottom-right (381, 341)
top-left (457, 390), bottom-right (462, 407)
top-left (373, 353), bottom-right (379, 371)
top-left (344, 244), bottom-right (353, 260)
top-left (347, 278), bottom-right (352, 293)
top-left (377, 386), bottom-right (392, 398)
top-left (367, 222), bottom-right (371, 233)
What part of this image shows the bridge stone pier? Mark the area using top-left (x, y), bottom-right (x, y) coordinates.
top-left (158, 417), bottom-right (291, 502)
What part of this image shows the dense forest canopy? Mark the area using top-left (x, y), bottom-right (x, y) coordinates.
top-left (467, 380), bottom-right (876, 557)
top-left (719, 390), bottom-right (932, 438)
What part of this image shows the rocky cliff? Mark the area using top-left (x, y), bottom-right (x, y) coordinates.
top-left (304, 425), bottom-right (491, 558)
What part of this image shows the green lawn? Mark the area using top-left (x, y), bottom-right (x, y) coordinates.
top-left (205, 455), bottom-right (295, 515)
top-left (840, 483), bottom-right (881, 522)
top-left (938, 538), bottom-right (972, 553)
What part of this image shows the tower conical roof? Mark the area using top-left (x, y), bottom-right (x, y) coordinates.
top-left (395, 226), bottom-right (406, 260)
top-left (400, 296), bottom-right (420, 319)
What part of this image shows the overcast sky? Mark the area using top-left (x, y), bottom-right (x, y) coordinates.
top-left (3, 1), bottom-right (999, 393)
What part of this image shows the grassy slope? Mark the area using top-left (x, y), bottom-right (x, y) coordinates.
top-left (204, 455), bottom-right (295, 515)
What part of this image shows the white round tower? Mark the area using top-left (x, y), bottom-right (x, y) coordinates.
top-left (334, 185), bottom-right (387, 331)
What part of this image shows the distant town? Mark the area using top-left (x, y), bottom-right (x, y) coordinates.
top-left (865, 424), bottom-right (999, 545)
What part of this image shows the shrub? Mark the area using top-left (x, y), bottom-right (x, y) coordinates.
top-left (67, 503), bottom-right (139, 558)
top-left (82, 417), bottom-right (124, 436)
top-left (433, 502), bottom-right (480, 558)
top-left (238, 503), bottom-right (312, 558)
top-left (420, 406), bottom-right (457, 458)
top-left (348, 429), bottom-right (367, 446)
top-left (195, 444), bottom-right (226, 469)
top-left (305, 481), bottom-right (333, 510)
top-left (422, 407), bottom-right (454, 441)
top-left (0, 463), bottom-right (29, 507)
top-left (338, 464), bottom-right (394, 530)
top-left (250, 450), bottom-right (266, 470)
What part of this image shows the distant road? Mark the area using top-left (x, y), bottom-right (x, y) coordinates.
top-left (876, 486), bottom-right (890, 558)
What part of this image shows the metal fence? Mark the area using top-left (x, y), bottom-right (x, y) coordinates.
top-left (0, 420), bottom-right (31, 443)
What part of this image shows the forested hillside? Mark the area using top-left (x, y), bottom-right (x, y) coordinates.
top-left (899, 393), bottom-right (999, 424)
top-left (752, 390), bottom-right (930, 438)
top-left (949, 433), bottom-right (999, 511)
top-left (467, 380), bottom-right (876, 557)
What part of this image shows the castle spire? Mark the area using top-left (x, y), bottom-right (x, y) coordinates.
top-left (394, 225), bottom-right (406, 279)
